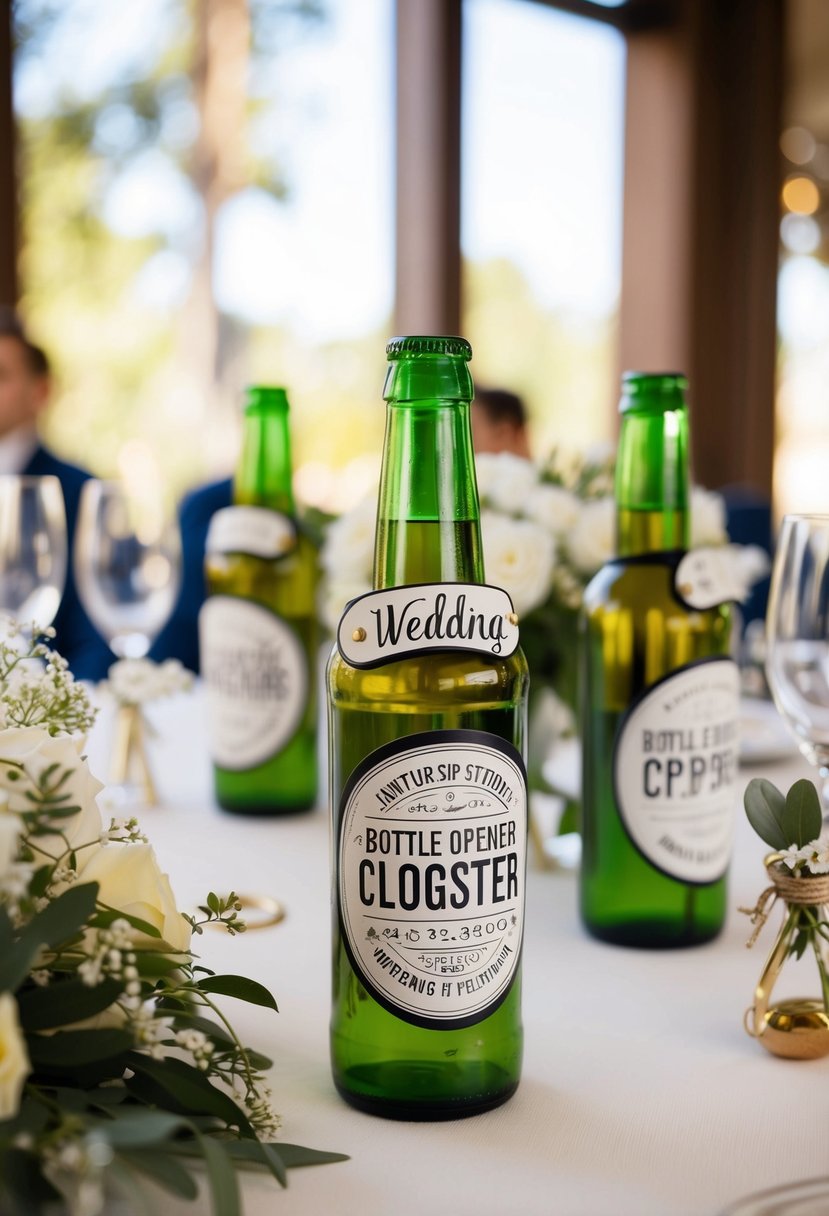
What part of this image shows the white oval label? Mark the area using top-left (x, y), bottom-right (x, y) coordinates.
top-left (200, 597), bottom-right (307, 769)
top-left (337, 583), bottom-right (519, 668)
top-left (338, 730), bottom-right (526, 1029)
top-left (206, 507), bottom-right (296, 559)
top-left (613, 657), bottom-right (740, 884)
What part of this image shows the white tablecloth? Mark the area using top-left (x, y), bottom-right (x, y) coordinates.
top-left (85, 692), bottom-right (829, 1216)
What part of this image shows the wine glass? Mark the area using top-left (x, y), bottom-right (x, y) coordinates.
top-left (0, 474), bottom-right (67, 632)
top-left (74, 479), bottom-right (180, 659)
top-left (765, 514), bottom-right (829, 810)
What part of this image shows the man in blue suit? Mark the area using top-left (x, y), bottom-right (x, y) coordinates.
top-left (150, 478), bottom-right (231, 673)
top-left (0, 310), bottom-right (113, 680)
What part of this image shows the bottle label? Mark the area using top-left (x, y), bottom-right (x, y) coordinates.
top-left (337, 730), bottom-right (526, 1030)
top-left (613, 657), bottom-right (740, 884)
top-left (200, 597), bottom-right (308, 770)
top-left (337, 583), bottom-right (519, 668)
top-left (206, 507), bottom-right (296, 559)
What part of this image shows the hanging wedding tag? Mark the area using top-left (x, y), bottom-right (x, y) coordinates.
top-left (675, 547), bottom-right (745, 609)
top-left (337, 582), bottom-right (520, 668)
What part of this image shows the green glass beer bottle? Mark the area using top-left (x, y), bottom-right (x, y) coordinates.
top-left (328, 336), bottom-right (529, 1119)
top-left (580, 373), bottom-right (739, 947)
top-left (201, 385), bottom-right (318, 814)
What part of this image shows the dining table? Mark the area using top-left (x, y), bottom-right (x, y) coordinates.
top-left (84, 687), bottom-right (829, 1216)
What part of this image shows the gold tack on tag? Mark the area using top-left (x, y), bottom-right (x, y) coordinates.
top-left (506, 612), bottom-right (519, 626)
top-left (678, 584), bottom-right (693, 596)
top-left (352, 627), bottom-right (367, 642)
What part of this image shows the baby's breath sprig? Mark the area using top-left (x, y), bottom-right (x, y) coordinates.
top-left (0, 625), bottom-right (96, 736)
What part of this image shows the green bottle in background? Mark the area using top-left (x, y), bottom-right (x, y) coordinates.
top-left (328, 336), bottom-right (529, 1119)
top-left (580, 372), bottom-right (739, 947)
top-left (201, 385), bottom-right (319, 814)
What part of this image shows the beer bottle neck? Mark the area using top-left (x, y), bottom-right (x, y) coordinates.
top-left (234, 388), bottom-right (295, 516)
top-left (615, 375), bottom-right (690, 557)
top-left (374, 396), bottom-right (483, 590)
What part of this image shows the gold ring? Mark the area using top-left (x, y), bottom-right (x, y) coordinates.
top-left (237, 893), bottom-right (286, 930)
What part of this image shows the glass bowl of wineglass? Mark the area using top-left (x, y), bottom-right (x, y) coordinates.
top-left (74, 479), bottom-right (181, 808)
top-left (0, 474), bottom-right (67, 633)
top-left (74, 479), bottom-right (180, 661)
top-left (766, 513), bottom-right (829, 814)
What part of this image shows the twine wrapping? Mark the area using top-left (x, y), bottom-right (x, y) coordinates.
top-left (739, 863), bottom-right (829, 948)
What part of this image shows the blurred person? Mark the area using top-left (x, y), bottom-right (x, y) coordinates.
top-left (471, 386), bottom-right (532, 459)
top-left (150, 478), bottom-right (231, 673)
top-left (0, 308), bottom-right (113, 679)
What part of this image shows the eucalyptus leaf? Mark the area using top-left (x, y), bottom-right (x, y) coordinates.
top-left (197, 974), bottom-right (278, 1011)
top-left (90, 1109), bottom-right (191, 1148)
top-left (26, 1028), bottom-right (134, 1068)
top-left (215, 1138), bottom-right (288, 1187)
top-left (274, 1142), bottom-right (351, 1168)
top-left (0, 883), bottom-right (100, 991)
top-left (17, 977), bottom-right (123, 1030)
top-left (196, 1132), bottom-right (241, 1216)
top-left (92, 904), bottom-right (162, 939)
top-left (783, 779), bottom-right (823, 848)
top-left (24, 881), bottom-right (99, 946)
top-left (0, 1148), bottom-right (61, 1215)
top-left (126, 1055), bottom-right (255, 1137)
top-left (117, 1148), bottom-right (199, 1199)
top-left (743, 778), bottom-right (789, 849)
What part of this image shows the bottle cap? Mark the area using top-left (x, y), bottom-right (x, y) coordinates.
top-left (386, 336), bottom-right (472, 360)
top-left (244, 385), bottom-right (289, 411)
top-left (619, 372), bottom-right (688, 412)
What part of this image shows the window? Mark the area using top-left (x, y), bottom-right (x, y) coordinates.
top-left (461, 0), bottom-right (625, 457)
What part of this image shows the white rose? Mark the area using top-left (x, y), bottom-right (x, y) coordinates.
top-left (475, 453), bottom-right (538, 515)
top-left (0, 993), bottom-right (30, 1119)
top-left (566, 499), bottom-right (615, 575)
top-left (80, 842), bottom-right (191, 954)
top-left (0, 728), bottom-right (104, 869)
top-left (321, 495), bottom-right (377, 578)
top-left (481, 510), bottom-right (555, 617)
top-left (691, 486), bottom-right (728, 547)
top-left (525, 484), bottom-right (581, 538)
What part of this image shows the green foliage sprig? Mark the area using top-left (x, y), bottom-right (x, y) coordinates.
top-left (0, 631), bottom-right (345, 1216)
top-left (743, 777), bottom-right (829, 1014)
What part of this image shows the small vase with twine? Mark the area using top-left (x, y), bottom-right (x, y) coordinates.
top-left (741, 776), bottom-right (829, 1060)
top-left (102, 657), bottom-right (192, 809)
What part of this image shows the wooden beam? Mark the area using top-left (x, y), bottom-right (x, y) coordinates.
top-left (687, 0), bottom-right (782, 495)
top-left (394, 0), bottom-right (461, 335)
top-left (619, 0), bottom-right (783, 493)
top-left (0, 0), bottom-right (16, 305)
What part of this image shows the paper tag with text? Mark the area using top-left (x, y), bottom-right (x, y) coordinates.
top-left (337, 583), bottom-right (520, 668)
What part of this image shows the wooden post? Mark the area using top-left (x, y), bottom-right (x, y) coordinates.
top-left (0, 0), bottom-right (17, 305)
top-left (619, 0), bottom-right (783, 493)
top-left (394, 0), bottom-right (462, 335)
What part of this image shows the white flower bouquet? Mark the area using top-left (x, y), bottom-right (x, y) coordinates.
top-left (0, 629), bottom-right (344, 1215)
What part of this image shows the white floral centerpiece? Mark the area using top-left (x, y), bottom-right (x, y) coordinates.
top-left (0, 628), bottom-right (344, 1215)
